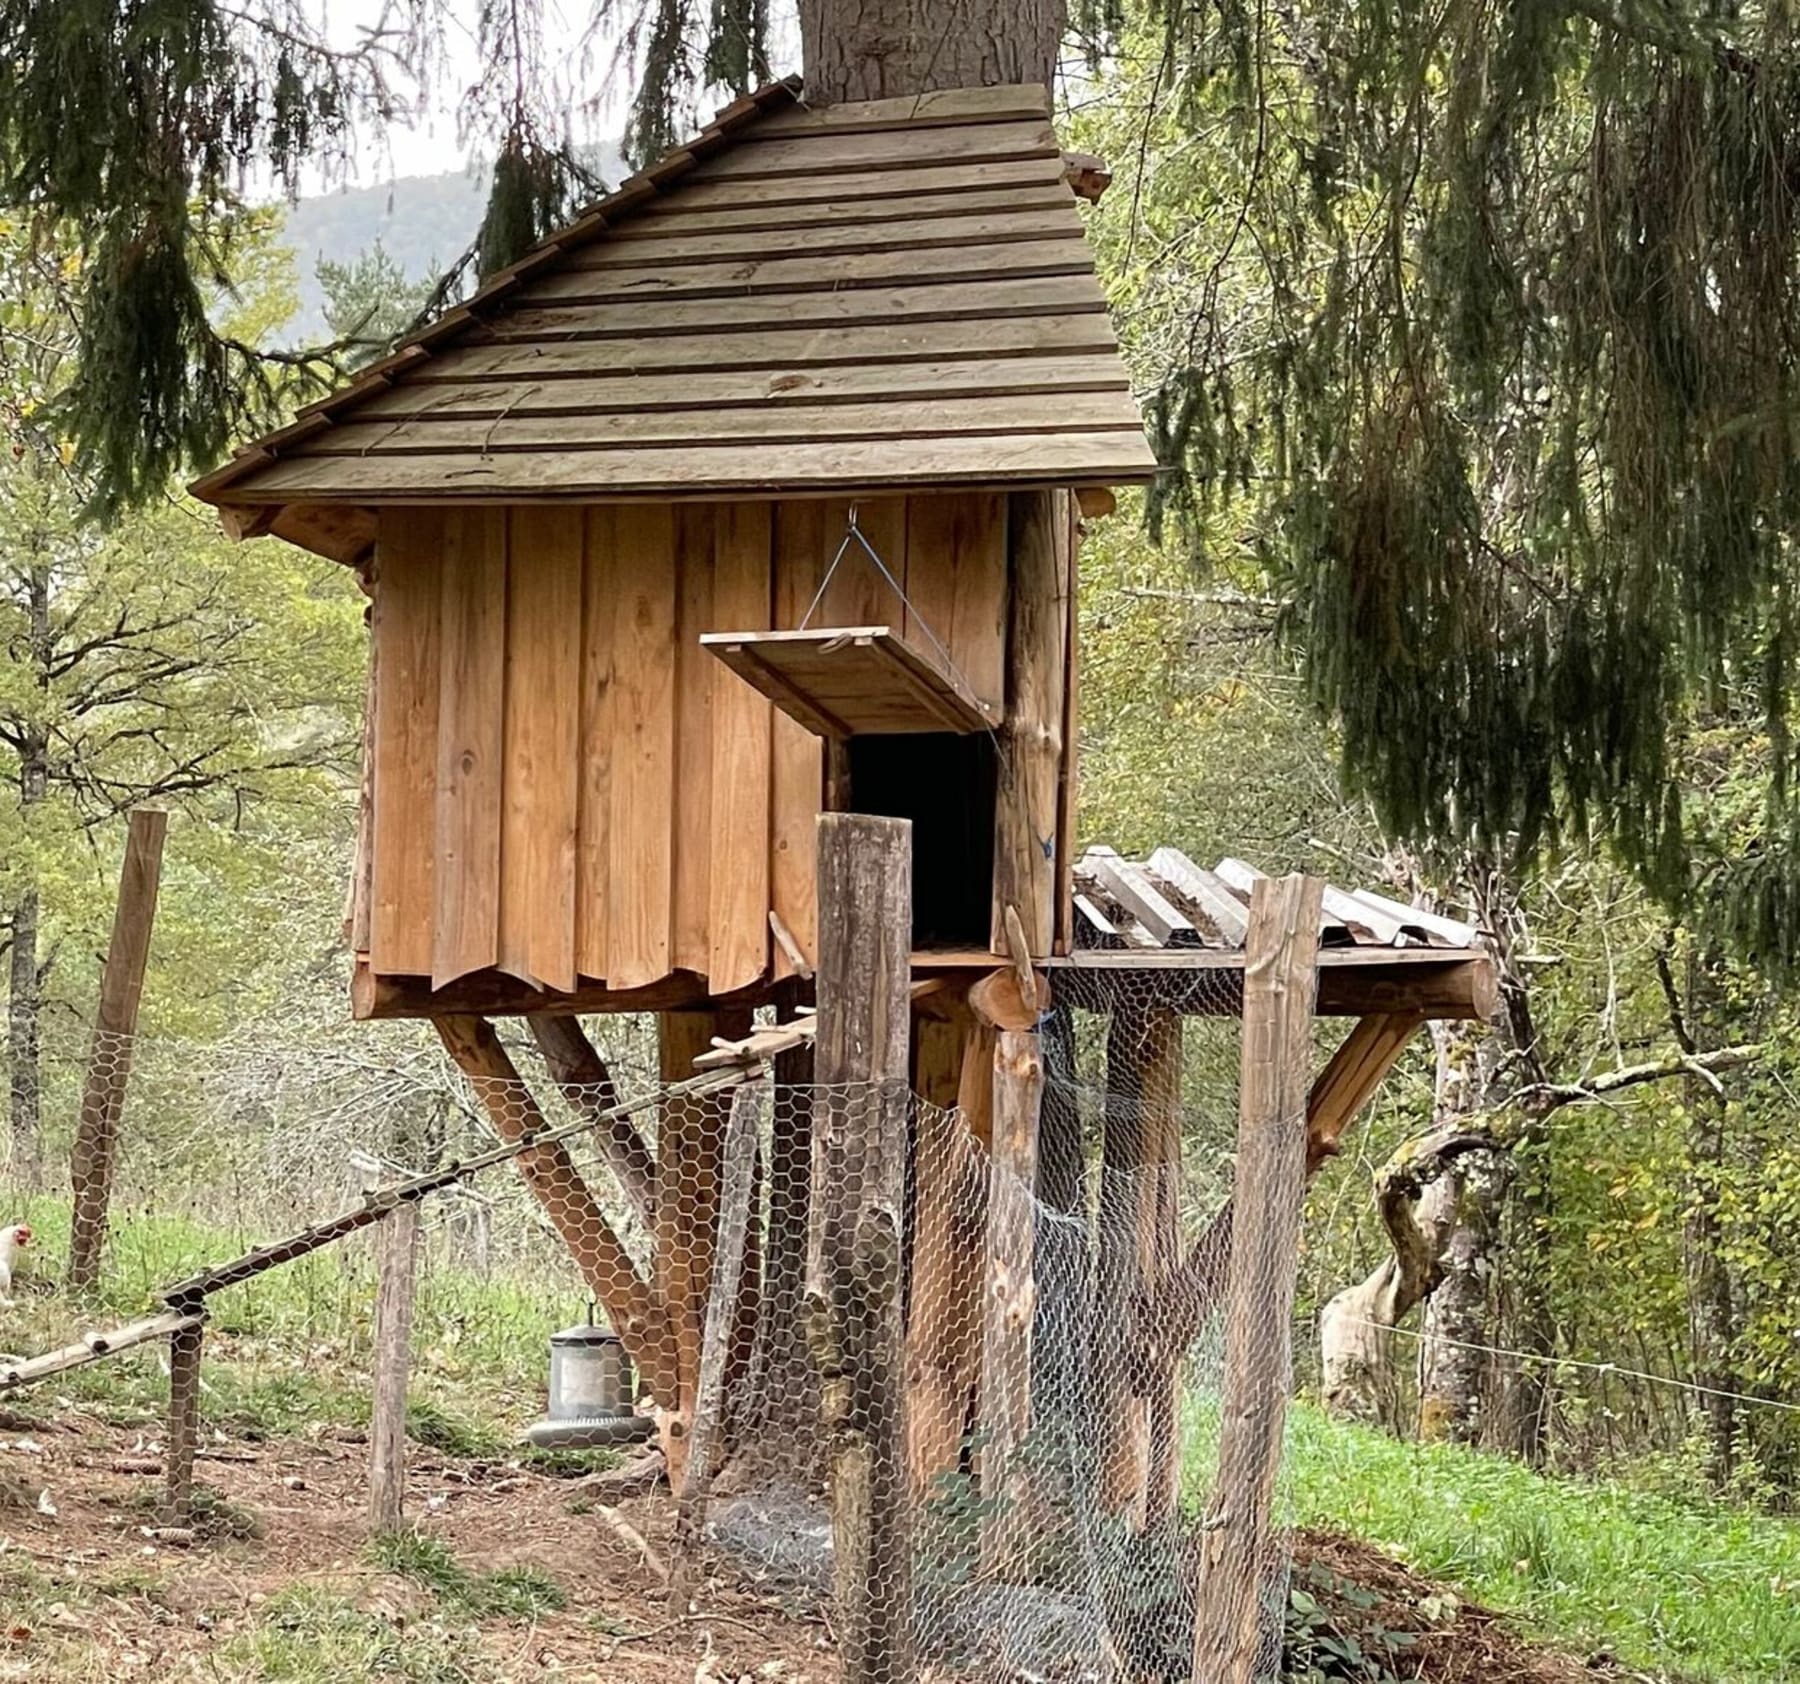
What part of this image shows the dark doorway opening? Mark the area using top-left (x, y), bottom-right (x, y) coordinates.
top-left (847, 732), bottom-right (996, 949)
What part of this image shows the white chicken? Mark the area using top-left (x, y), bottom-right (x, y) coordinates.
top-left (0, 1223), bottom-right (31, 1304)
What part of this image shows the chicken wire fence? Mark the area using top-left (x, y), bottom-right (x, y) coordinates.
top-left (1, 971), bottom-right (1296, 1684)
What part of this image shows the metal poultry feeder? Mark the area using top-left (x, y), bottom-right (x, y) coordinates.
top-left (523, 1319), bottom-right (655, 1450)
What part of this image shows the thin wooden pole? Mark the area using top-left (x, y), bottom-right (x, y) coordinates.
top-left (164, 1316), bottom-right (205, 1523)
top-left (368, 1202), bottom-right (421, 1536)
top-left (68, 808), bottom-right (168, 1292)
top-left (808, 813), bottom-right (913, 1684)
top-left (1192, 874), bottom-right (1324, 1683)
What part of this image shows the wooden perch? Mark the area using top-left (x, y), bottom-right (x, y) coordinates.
top-left (1, 1309), bottom-right (201, 1391)
top-left (528, 1015), bottom-right (658, 1226)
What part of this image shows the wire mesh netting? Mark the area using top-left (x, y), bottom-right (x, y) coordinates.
top-left (1, 970), bottom-right (1297, 1683)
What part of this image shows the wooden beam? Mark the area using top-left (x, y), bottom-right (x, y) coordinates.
top-left (993, 491), bottom-right (1070, 954)
top-left (1, 1309), bottom-right (201, 1391)
top-left (1192, 875), bottom-right (1325, 1683)
top-left (979, 1027), bottom-right (1044, 1569)
top-left (809, 814), bottom-right (914, 1684)
top-left (1306, 1013), bottom-right (1425, 1173)
top-left (433, 1015), bottom-right (677, 1402)
top-left (353, 959), bottom-right (776, 1020)
top-left (367, 1203), bottom-right (420, 1535)
top-left (905, 1013), bottom-right (991, 1496)
top-left (68, 808), bottom-right (169, 1293)
top-left (528, 1016), bottom-right (658, 1227)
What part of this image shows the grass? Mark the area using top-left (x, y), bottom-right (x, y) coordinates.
top-left (367, 1530), bottom-right (567, 1618)
top-left (227, 1586), bottom-right (492, 1682)
top-left (1271, 1402), bottom-right (1800, 1683)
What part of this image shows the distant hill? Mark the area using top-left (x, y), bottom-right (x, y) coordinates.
top-left (277, 148), bottom-right (627, 341)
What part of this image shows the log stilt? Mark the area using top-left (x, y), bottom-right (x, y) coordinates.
top-left (528, 1015), bottom-right (658, 1226)
top-left (810, 814), bottom-right (914, 1684)
top-left (163, 1318), bottom-right (204, 1524)
top-left (368, 1202), bottom-right (420, 1535)
top-left (1192, 875), bottom-right (1325, 1682)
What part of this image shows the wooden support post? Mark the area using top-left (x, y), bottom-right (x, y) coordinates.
top-left (164, 1315), bottom-right (204, 1523)
top-left (656, 1006), bottom-right (750, 1495)
top-left (1094, 1004), bottom-right (1182, 1525)
top-left (68, 808), bottom-right (168, 1293)
top-left (529, 1015), bottom-right (658, 1227)
top-left (809, 813), bottom-right (913, 1684)
top-left (905, 1012), bottom-right (991, 1496)
top-left (1306, 1012), bottom-right (1425, 1173)
top-left (1192, 874), bottom-right (1324, 1683)
top-left (978, 1028), bottom-right (1044, 1567)
top-left (434, 1015), bottom-right (677, 1404)
top-left (670, 1083), bottom-right (760, 1610)
top-left (368, 1202), bottom-right (420, 1535)
top-left (993, 490), bottom-right (1070, 956)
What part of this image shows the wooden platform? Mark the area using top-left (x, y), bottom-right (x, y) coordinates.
top-left (703, 626), bottom-right (999, 737)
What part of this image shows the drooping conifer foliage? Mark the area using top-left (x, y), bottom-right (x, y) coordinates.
top-left (1115, 2), bottom-right (1800, 965)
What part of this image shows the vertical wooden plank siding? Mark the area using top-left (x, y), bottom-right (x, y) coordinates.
top-left (671, 507), bottom-right (717, 977)
top-left (576, 507), bottom-right (619, 982)
top-left (371, 509), bottom-right (443, 977)
top-left (769, 502), bottom-right (827, 977)
top-left (431, 508), bottom-right (507, 989)
top-left (500, 508), bottom-right (584, 992)
top-left (708, 503), bottom-right (774, 991)
top-left (1054, 493), bottom-right (1081, 956)
top-left (817, 496), bottom-right (907, 626)
top-left (903, 491), bottom-right (1008, 715)
top-left (605, 505), bottom-right (678, 989)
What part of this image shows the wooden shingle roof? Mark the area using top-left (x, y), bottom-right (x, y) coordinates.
top-left (191, 80), bottom-right (1154, 544)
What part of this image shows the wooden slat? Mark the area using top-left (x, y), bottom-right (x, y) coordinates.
top-left (407, 316), bottom-right (1125, 383)
top-left (560, 210), bottom-right (1080, 266)
top-left (303, 394), bottom-right (1142, 458)
top-left (612, 183), bottom-right (1076, 238)
top-left (237, 431), bottom-right (1160, 501)
top-left (769, 503), bottom-right (825, 979)
top-left (683, 119), bottom-right (1060, 182)
top-left (575, 506), bottom-right (618, 982)
top-left (498, 507), bottom-right (583, 991)
top-left (470, 277), bottom-right (1108, 342)
top-left (708, 503), bottom-right (774, 993)
top-left (902, 491), bottom-right (1007, 715)
top-left (431, 508), bottom-right (507, 988)
top-left (370, 509), bottom-right (442, 976)
top-left (522, 239), bottom-right (1090, 306)
top-left (670, 506), bottom-right (716, 978)
top-left (355, 357), bottom-right (1130, 421)
top-left (1054, 494), bottom-right (1081, 956)
top-left (642, 155), bottom-right (1066, 211)
top-left (605, 505), bottom-right (678, 989)
top-left (750, 86), bottom-right (1049, 137)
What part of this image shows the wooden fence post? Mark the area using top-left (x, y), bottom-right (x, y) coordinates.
top-left (368, 1201), bottom-right (421, 1535)
top-left (164, 1314), bottom-right (205, 1523)
top-left (68, 808), bottom-right (168, 1292)
top-left (1191, 874), bottom-right (1324, 1683)
top-left (809, 813), bottom-right (913, 1684)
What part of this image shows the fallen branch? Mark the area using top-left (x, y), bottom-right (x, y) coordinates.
top-left (594, 1501), bottom-right (669, 1585)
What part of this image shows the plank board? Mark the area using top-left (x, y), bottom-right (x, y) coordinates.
top-left (639, 156), bottom-right (1068, 212)
top-left (750, 86), bottom-right (1050, 137)
top-left (354, 357), bottom-right (1130, 422)
top-left (707, 503), bottom-right (774, 993)
top-left (769, 504), bottom-right (826, 978)
top-left (235, 431), bottom-right (1160, 501)
top-left (603, 506), bottom-right (678, 988)
top-left (407, 316), bottom-right (1126, 383)
top-left (498, 507), bottom-right (583, 991)
top-left (521, 239), bottom-right (1092, 306)
top-left (704, 627), bottom-right (1000, 737)
top-left (465, 277), bottom-right (1107, 343)
top-left (611, 183), bottom-right (1077, 238)
top-left (683, 119), bottom-right (1061, 182)
top-left (670, 505), bottom-right (717, 977)
top-left (304, 394), bottom-right (1142, 458)
top-left (575, 507), bottom-right (619, 981)
top-left (431, 508), bottom-right (507, 988)
top-left (560, 209), bottom-right (1080, 266)
top-left (370, 508), bottom-right (442, 976)
top-left (902, 491), bottom-right (1008, 714)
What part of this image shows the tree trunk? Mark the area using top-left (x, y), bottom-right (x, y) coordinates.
top-left (1416, 1141), bottom-right (1513, 1444)
top-left (7, 564), bottom-right (51, 1191)
top-left (799, 0), bottom-right (1065, 104)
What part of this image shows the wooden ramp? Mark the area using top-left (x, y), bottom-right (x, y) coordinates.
top-left (703, 626), bottom-right (1000, 736)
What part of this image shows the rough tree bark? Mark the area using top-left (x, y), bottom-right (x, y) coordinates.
top-left (799, 0), bottom-right (1065, 104)
top-left (7, 562), bottom-right (50, 1189)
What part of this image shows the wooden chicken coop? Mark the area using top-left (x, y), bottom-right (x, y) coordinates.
top-left (192, 79), bottom-right (1496, 1583)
